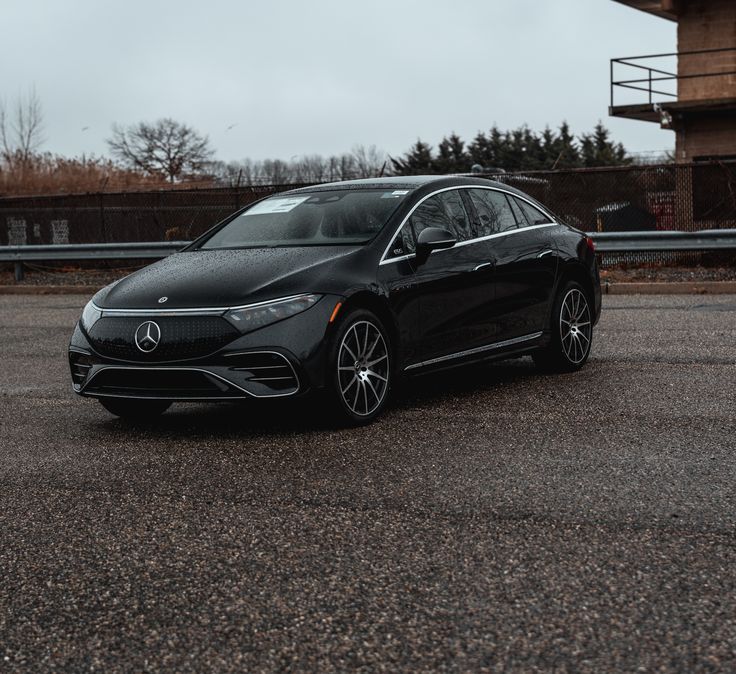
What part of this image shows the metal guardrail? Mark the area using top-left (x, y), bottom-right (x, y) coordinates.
top-left (1, 231), bottom-right (736, 281)
top-left (0, 242), bottom-right (188, 280)
top-left (592, 229), bottom-right (736, 252)
top-left (0, 241), bottom-right (187, 262)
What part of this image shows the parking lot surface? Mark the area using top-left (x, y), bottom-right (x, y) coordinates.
top-left (1, 293), bottom-right (735, 672)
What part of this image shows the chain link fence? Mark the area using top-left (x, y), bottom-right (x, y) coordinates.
top-left (2, 161), bottom-right (736, 267)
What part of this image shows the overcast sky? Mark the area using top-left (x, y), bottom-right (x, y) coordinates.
top-left (1, 0), bottom-right (676, 163)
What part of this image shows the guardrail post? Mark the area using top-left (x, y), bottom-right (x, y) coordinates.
top-left (14, 262), bottom-right (24, 282)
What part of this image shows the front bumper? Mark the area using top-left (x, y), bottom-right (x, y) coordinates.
top-left (69, 294), bottom-right (341, 401)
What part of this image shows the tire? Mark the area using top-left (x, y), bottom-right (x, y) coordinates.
top-left (327, 308), bottom-right (392, 425)
top-left (98, 398), bottom-right (172, 420)
top-left (533, 280), bottom-right (593, 373)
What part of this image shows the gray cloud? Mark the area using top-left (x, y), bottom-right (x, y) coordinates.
top-left (1, 0), bottom-right (676, 162)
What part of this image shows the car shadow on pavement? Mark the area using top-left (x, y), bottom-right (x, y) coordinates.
top-left (89, 356), bottom-right (542, 439)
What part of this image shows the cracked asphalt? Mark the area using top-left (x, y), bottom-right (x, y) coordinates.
top-left (1, 293), bottom-right (735, 672)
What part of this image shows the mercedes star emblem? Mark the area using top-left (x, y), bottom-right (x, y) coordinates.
top-left (134, 321), bottom-right (161, 353)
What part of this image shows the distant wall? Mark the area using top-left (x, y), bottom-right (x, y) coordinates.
top-left (678, 0), bottom-right (736, 101)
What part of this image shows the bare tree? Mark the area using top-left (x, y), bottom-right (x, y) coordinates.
top-left (1, 88), bottom-right (45, 166)
top-left (209, 145), bottom-right (389, 187)
top-left (351, 144), bottom-right (387, 178)
top-left (107, 118), bottom-right (214, 182)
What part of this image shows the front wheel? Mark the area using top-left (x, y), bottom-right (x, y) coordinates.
top-left (533, 281), bottom-right (593, 373)
top-left (98, 398), bottom-right (172, 420)
top-left (328, 309), bottom-right (392, 425)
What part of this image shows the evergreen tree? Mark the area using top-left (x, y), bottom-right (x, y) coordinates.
top-left (435, 133), bottom-right (467, 174)
top-left (540, 126), bottom-right (558, 169)
top-left (580, 122), bottom-right (630, 167)
top-left (391, 122), bottom-right (630, 175)
top-left (553, 121), bottom-right (581, 168)
top-left (468, 130), bottom-right (491, 168)
top-left (390, 139), bottom-right (435, 175)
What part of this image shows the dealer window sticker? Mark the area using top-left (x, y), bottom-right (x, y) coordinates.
top-left (245, 196), bottom-right (310, 215)
top-left (382, 190), bottom-right (410, 199)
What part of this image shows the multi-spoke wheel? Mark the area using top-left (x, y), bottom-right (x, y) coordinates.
top-left (533, 280), bottom-right (593, 372)
top-left (559, 287), bottom-right (592, 365)
top-left (329, 309), bottom-right (392, 424)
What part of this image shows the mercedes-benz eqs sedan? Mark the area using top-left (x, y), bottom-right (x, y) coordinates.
top-left (69, 176), bottom-right (601, 424)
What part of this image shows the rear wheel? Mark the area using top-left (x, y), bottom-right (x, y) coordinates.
top-left (534, 281), bottom-right (593, 372)
top-left (98, 398), bottom-right (171, 420)
top-left (328, 309), bottom-right (392, 425)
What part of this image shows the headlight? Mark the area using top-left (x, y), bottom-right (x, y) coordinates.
top-left (224, 294), bottom-right (321, 333)
top-left (80, 300), bottom-right (102, 331)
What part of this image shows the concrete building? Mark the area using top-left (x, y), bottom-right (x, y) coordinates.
top-left (610, 0), bottom-right (736, 162)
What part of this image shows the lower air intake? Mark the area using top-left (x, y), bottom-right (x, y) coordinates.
top-left (84, 368), bottom-right (243, 399)
top-left (224, 351), bottom-right (300, 396)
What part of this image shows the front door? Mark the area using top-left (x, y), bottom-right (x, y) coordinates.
top-left (403, 189), bottom-right (497, 365)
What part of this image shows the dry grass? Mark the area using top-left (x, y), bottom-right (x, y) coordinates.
top-left (0, 153), bottom-right (217, 196)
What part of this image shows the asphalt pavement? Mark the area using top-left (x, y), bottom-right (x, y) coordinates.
top-left (1, 294), bottom-right (735, 672)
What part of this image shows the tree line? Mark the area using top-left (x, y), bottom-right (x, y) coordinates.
top-left (391, 122), bottom-right (631, 175)
top-left (1, 90), bottom-right (653, 196)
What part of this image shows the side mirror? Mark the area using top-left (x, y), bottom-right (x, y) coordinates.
top-left (415, 227), bottom-right (456, 264)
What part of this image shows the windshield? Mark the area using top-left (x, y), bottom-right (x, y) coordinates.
top-left (199, 188), bottom-right (411, 249)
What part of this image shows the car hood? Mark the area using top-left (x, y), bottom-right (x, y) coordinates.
top-left (96, 246), bottom-right (361, 309)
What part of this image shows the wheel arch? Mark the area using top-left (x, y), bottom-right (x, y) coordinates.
top-left (336, 290), bottom-right (399, 354)
top-left (557, 261), bottom-right (595, 305)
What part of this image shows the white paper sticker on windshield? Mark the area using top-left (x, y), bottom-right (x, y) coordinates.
top-left (246, 196), bottom-right (310, 215)
top-left (382, 190), bottom-right (410, 199)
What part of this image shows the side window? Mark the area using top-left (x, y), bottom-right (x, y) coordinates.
top-left (507, 196), bottom-right (527, 227)
top-left (409, 190), bottom-right (472, 242)
top-left (386, 221), bottom-right (415, 258)
top-left (467, 189), bottom-right (517, 236)
top-left (514, 197), bottom-right (552, 226)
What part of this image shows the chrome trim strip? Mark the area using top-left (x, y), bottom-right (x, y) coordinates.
top-left (94, 293), bottom-right (314, 317)
top-left (379, 184), bottom-right (557, 266)
top-left (82, 390), bottom-right (247, 402)
top-left (404, 331), bottom-right (543, 371)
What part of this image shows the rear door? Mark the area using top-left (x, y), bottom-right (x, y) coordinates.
top-left (478, 190), bottom-right (558, 340)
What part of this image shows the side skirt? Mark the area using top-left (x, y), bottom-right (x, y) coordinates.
top-left (403, 331), bottom-right (544, 374)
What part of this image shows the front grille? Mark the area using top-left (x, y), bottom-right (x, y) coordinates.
top-left (86, 315), bottom-right (239, 362)
top-left (84, 368), bottom-right (242, 398)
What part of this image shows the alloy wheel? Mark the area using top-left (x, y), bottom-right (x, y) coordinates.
top-left (559, 288), bottom-right (592, 364)
top-left (337, 320), bottom-right (390, 417)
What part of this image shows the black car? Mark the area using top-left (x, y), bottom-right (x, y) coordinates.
top-left (69, 176), bottom-right (601, 424)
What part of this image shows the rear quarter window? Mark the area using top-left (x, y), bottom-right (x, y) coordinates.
top-left (514, 197), bottom-right (553, 226)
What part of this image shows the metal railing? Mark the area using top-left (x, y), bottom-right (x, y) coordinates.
top-left (2, 231), bottom-right (736, 282)
top-left (0, 241), bottom-right (187, 281)
top-left (610, 47), bottom-right (736, 108)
